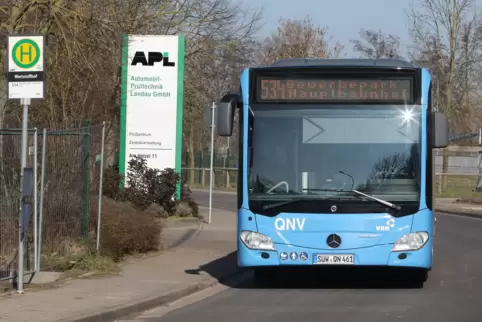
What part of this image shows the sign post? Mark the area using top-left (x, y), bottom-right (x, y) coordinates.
top-left (7, 34), bottom-right (45, 294)
top-left (208, 102), bottom-right (217, 224)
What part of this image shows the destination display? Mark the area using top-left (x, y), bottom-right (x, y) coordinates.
top-left (256, 77), bottom-right (413, 103)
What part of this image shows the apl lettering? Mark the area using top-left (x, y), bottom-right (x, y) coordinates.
top-left (274, 218), bottom-right (306, 231)
top-left (131, 51), bottom-right (175, 67)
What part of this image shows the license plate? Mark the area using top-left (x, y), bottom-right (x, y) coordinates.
top-left (313, 254), bottom-right (354, 265)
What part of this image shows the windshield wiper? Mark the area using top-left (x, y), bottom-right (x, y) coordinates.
top-left (351, 189), bottom-right (401, 211)
top-left (302, 188), bottom-right (401, 211)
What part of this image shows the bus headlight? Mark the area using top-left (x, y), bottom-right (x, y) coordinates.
top-left (240, 231), bottom-right (275, 251)
top-left (392, 232), bottom-right (429, 251)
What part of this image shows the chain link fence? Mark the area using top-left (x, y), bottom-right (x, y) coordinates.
top-left (435, 147), bottom-right (482, 198)
top-left (0, 122), bottom-right (106, 284)
top-left (182, 150), bottom-right (238, 189)
top-left (0, 129), bottom-right (38, 282)
top-left (38, 123), bottom-right (105, 270)
top-left (181, 146), bottom-right (482, 195)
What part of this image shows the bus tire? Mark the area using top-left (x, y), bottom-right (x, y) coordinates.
top-left (253, 268), bottom-right (276, 286)
top-left (411, 269), bottom-right (429, 288)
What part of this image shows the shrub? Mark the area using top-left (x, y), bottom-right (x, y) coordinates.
top-left (97, 198), bottom-right (162, 261)
top-left (101, 156), bottom-right (199, 217)
top-left (125, 156), bottom-right (179, 213)
top-left (41, 198), bottom-right (162, 271)
top-left (103, 164), bottom-right (124, 200)
top-left (180, 184), bottom-right (199, 217)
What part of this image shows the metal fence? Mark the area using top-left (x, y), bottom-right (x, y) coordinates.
top-left (186, 162), bottom-right (482, 200)
top-left (434, 147), bottom-right (482, 198)
top-left (182, 150), bottom-right (237, 169)
top-left (0, 128), bottom-right (38, 282)
top-left (182, 146), bottom-right (482, 193)
top-left (183, 167), bottom-right (237, 190)
top-left (38, 123), bottom-right (106, 270)
top-left (0, 122), bottom-right (106, 286)
top-left (182, 150), bottom-right (238, 189)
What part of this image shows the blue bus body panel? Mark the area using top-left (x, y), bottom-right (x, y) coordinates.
top-left (240, 68), bottom-right (250, 210)
top-left (254, 211), bottom-right (413, 248)
top-left (237, 208), bottom-right (433, 269)
top-left (237, 67), bottom-right (434, 270)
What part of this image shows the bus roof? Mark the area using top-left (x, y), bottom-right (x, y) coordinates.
top-left (266, 58), bottom-right (417, 68)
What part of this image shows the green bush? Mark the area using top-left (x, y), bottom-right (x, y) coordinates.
top-left (103, 156), bottom-right (199, 217)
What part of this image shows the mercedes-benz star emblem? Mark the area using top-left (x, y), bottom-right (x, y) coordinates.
top-left (326, 234), bottom-right (342, 248)
top-left (330, 205), bottom-right (337, 212)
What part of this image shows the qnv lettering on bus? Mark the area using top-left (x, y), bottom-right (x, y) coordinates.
top-left (274, 218), bottom-right (306, 231)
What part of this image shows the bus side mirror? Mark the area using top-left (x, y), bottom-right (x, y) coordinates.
top-left (217, 93), bottom-right (240, 137)
top-left (217, 101), bottom-right (234, 136)
top-left (433, 112), bottom-right (449, 148)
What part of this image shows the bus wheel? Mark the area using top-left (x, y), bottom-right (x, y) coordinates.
top-left (410, 269), bottom-right (429, 288)
top-left (253, 268), bottom-right (276, 286)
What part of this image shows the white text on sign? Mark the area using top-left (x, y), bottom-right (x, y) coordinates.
top-left (274, 218), bottom-right (306, 231)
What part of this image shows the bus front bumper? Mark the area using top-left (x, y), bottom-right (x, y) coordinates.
top-left (237, 238), bottom-right (433, 269)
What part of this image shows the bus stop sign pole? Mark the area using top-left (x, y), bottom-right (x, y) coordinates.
top-left (16, 99), bottom-right (30, 294)
top-left (7, 34), bottom-right (46, 294)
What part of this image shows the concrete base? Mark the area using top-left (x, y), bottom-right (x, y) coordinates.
top-left (30, 271), bottom-right (62, 284)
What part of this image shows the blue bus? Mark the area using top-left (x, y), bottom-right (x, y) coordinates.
top-left (216, 59), bottom-right (449, 287)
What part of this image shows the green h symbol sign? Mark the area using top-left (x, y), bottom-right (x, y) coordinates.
top-left (12, 39), bottom-right (41, 69)
top-left (20, 44), bottom-right (32, 62)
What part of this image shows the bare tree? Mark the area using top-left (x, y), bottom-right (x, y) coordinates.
top-left (407, 0), bottom-right (482, 131)
top-left (177, 1), bottom-right (262, 183)
top-left (0, 0), bottom-right (262, 252)
top-left (407, 0), bottom-right (482, 190)
top-left (350, 29), bottom-right (403, 59)
top-left (258, 15), bottom-right (344, 65)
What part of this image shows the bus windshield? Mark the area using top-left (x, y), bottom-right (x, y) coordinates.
top-left (247, 105), bottom-right (422, 209)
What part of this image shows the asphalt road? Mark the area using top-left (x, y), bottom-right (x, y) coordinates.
top-left (191, 189), bottom-right (237, 211)
top-left (138, 190), bottom-right (482, 321)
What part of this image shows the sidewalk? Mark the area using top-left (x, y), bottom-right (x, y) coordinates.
top-left (435, 198), bottom-right (482, 218)
top-left (0, 207), bottom-right (238, 322)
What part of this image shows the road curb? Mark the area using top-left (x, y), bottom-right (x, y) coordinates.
top-left (66, 268), bottom-right (249, 322)
top-left (436, 208), bottom-right (482, 219)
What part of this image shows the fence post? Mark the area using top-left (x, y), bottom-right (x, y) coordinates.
top-left (38, 129), bottom-right (47, 270)
top-left (33, 128), bottom-right (38, 272)
top-left (96, 122), bottom-right (106, 251)
top-left (226, 148), bottom-right (230, 168)
top-left (476, 151), bottom-right (482, 192)
top-left (81, 121), bottom-right (91, 239)
top-left (438, 174), bottom-right (443, 195)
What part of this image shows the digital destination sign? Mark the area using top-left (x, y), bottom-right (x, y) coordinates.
top-left (257, 77), bottom-right (413, 103)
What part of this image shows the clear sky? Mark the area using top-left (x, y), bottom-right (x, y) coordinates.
top-left (242, 0), bottom-right (481, 57)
